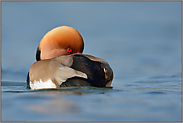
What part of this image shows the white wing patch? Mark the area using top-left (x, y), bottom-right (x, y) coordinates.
top-left (30, 79), bottom-right (56, 90)
top-left (55, 66), bottom-right (88, 85)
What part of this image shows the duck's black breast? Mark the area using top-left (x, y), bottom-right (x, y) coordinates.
top-left (60, 54), bottom-right (106, 87)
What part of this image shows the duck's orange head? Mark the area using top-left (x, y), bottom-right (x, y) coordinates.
top-left (36, 26), bottom-right (84, 61)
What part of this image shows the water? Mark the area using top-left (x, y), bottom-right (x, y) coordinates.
top-left (1, 1), bottom-right (182, 122)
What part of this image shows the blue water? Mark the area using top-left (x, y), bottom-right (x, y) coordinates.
top-left (1, 1), bottom-right (182, 122)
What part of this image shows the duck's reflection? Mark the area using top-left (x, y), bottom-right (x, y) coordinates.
top-left (28, 92), bottom-right (80, 114)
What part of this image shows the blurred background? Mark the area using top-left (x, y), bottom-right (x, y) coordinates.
top-left (1, 1), bottom-right (182, 122)
top-left (1, 1), bottom-right (181, 83)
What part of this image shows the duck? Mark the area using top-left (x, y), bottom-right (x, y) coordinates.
top-left (27, 26), bottom-right (113, 90)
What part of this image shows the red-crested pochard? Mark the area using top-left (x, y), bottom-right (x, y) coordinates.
top-left (27, 26), bottom-right (113, 90)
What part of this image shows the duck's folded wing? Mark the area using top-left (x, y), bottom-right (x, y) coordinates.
top-left (83, 54), bottom-right (113, 87)
top-left (50, 55), bottom-right (88, 86)
top-left (29, 55), bottom-right (87, 90)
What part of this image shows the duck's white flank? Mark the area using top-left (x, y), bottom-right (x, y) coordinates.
top-left (30, 79), bottom-right (57, 90)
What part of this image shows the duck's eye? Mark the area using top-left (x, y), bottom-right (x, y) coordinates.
top-left (67, 48), bottom-right (72, 53)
